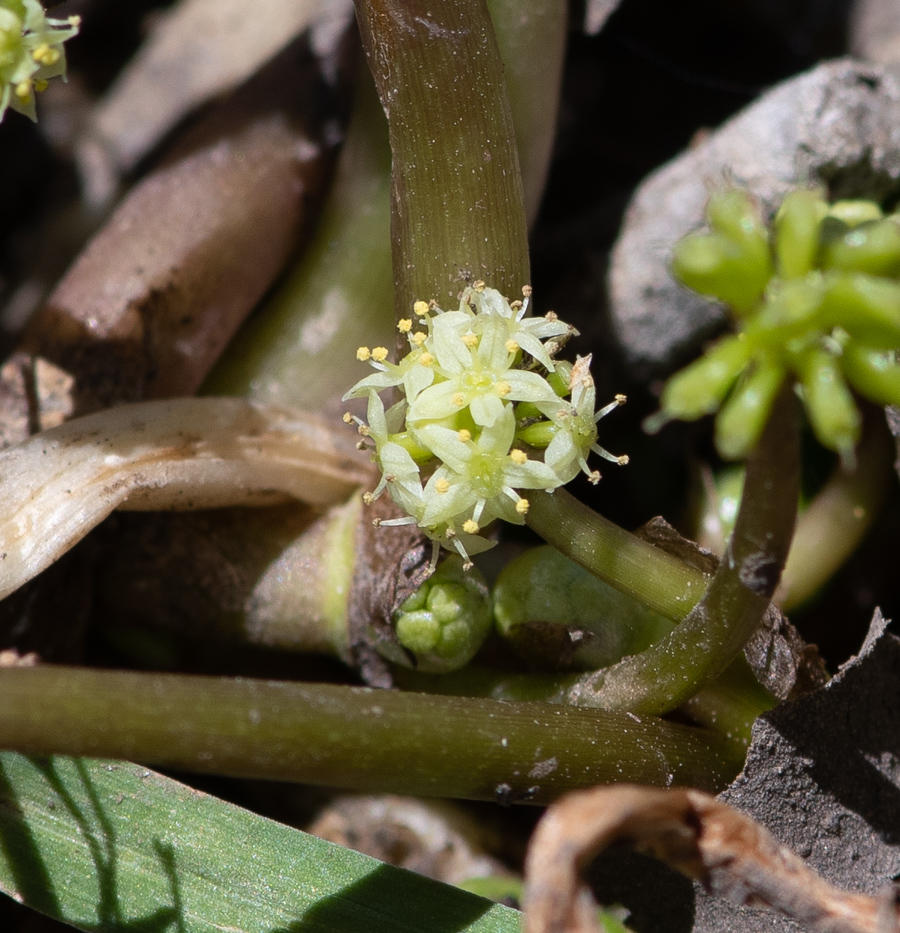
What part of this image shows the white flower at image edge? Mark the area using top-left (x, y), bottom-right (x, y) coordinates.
top-left (0, 0), bottom-right (80, 122)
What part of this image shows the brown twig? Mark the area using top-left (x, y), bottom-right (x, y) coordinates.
top-left (524, 784), bottom-right (900, 933)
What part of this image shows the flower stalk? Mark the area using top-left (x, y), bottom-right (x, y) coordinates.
top-left (567, 388), bottom-right (799, 716)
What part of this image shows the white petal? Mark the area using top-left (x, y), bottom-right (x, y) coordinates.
top-left (421, 472), bottom-right (478, 526)
top-left (476, 404), bottom-right (516, 454)
top-left (432, 315), bottom-right (473, 372)
top-left (475, 316), bottom-right (510, 372)
top-left (502, 370), bottom-right (560, 404)
top-left (342, 370), bottom-right (401, 400)
top-left (408, 381), bottom-right (467, 423)
top-left (503, 458), bottom-right (560, 490)
top-left (416, 424), bottom-right (472, 474)
top-left (469, 392), bottom-right (506, 427)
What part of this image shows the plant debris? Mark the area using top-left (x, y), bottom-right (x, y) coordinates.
top-left (524, 610), bottom-right (900, 933)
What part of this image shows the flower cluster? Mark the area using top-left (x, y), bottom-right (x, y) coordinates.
top-left (344, 283), bottom-right (627, 569)
top-left (648, 188), bottom-right (900, 464)
top-left (0, 0), bottom-right (79, 122)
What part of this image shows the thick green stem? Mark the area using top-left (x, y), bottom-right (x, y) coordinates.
top-left (0, 667), bottom-right (739, 800)
top-left (526, 491), bottom-right (709, 622)
top-left (203, 73), bottom-right (395, 418)
top-left (206, 0), bottom-right (566, 415)
top-left (396, 655), bottom-right (773, 755)
top-left (355, 0), bottom-right (531, 316)
top-left (570, 390), bottom-right (800, 715)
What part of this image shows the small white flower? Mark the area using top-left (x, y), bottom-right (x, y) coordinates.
top-left (539, 356), bottom-right (628, 484)
top-left (408, 314), bottom-right (558, 428)
top-left (417, 406), bottom-right (558, 527)
top-left (344, 285), bottom-right (628, 568)
top-left (0, 1), bottom-right (80, 122)
top-left (466, 285), bottom-right (572, 369)
top-left (343, 343), bottom-right (436, 403)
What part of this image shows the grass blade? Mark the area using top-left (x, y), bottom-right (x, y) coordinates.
top-left (0, 752), bottom-right (521, 933)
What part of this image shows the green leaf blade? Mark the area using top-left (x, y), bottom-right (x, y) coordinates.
top-left (0, 754), bottom-right (521, 933)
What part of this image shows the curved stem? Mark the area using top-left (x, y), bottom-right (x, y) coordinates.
top-left (570, 389), bottom-right (800, 715)
top-left (526, 491), bottom-right (709, 622)
top-left (777, 406), bottom-right (896, 609)
top-left (0, 667), bottom-right (740, 800)
top-left (396, 655), bottom-right (774, 756)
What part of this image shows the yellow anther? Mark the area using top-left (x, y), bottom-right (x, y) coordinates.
top-left (357, 425), bottom-right (371, 437)
top-left (435, 478), bottom-right (451, 494)
top-left (588, 470), bottom-right (601, 485)
top-left (509, 449), bottom-right (527, 464)
top-left (419, 352), bottom-right (434, 367)
top-left (462, 519), bottom-right (479, 534)
top-left (617, 455), bottom-right (630, 465)
top-left (495, 381), bottom-right (511, 397)
top-left (414, 300), bottom-right (430, 316)
top-left (462, 333), bottom-right (478, 348)
top-left (32, 44), bottom-right (59, 66)
top-left (522, 285), bottom-right (533, 298)
top-left (506, 339), bottom-right (519, 353)
top-left (398, 319), bottom-right (412, 333)
top-left (515, 497), bottom-right (530, 515)
top-left (15, 81), bottom-right (32, 102)
top-left (457, 429), bottom-right (472, 442)
top-left (342, 412), bottom-right (353, 424)
top-left (371, 346), bottom-right (389, 362)
top-left (362, 492), bottom-right (375, 505)
top-left (356, 346), bottom-right (371, 361)
top-left (452, 393), bottom-right (466, 407)
top-left (510, 300), bottom-right (523, 311)
top-left (473, 280), bottom-right (486, 292)
top-left (68, 15), bottom-right (82, 26)
top-left (615, 393), bottom-right (627, 405)
top-left (545, 310), bottom-right (558, 322)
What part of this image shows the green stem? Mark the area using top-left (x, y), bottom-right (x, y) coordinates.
top-left (0, 667), bottom-right (740, 800)
top-left (396, 655), bottom-right (773, 755)
top-left (488, 0), bottom-right (566, 226)
top-left (679, 658), bottom-right (777, 747)
top-left (526, 491), bottom-right (709, 622)
top-left (206, 0), bottom-right (566, 414)
top-left (777, 406), bottom-right (896, 609)
top-left (203, 73), bottom-right (395, 417)
top-left (569, 390), bottom-right (800, 715)
top-left (355, 0), bottom-right (531, 316)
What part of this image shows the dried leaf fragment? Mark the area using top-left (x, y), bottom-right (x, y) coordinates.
top-left (0, 397), bottom-right (374, 601)
top-left (524, 784), bottom-right (900, 933)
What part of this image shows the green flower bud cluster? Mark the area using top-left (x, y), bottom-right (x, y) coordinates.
top-left (379, 555), bottom-right (492, 673)
top-left (647, 188), bottom-right (900, 464)
top-left (343, 283), bottom-right (627, 570)
top-left (0, 0), bottom-right (79, 122)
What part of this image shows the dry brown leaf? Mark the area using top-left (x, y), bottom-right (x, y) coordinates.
top-left (0, 397), bottom-right (374, 602)
top-left (84, 0), bottom-right (354, 177)
top-left (524, 784), bottom-right (900, 933)
top-left (2, 40), bottom-right (335, 439)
